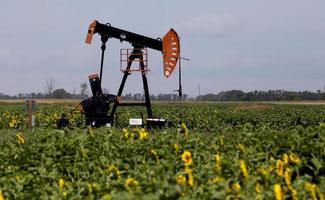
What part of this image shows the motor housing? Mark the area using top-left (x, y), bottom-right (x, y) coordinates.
top-left (79, 74), bottom-right (116, 127)
top-left (80, 94), bottom-right (116, 127)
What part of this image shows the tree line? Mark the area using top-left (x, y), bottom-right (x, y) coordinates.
top-left (196, 90), bottom-right (325, 101)
top-left (0, 89), bottom-right (87, 99)
top-left (0, 91), bottom-right (190, 101)
top-left (0, 80), bottom-right (90, 99)
top-left (0, 78), bottom-right (194, 100)
top-left (1, 79), bottom-right (325, 102)
top-left (0, 79), bottom-right (191, 100)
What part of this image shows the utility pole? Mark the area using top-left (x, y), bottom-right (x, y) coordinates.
top-left (175, 56), bottom-right (190, 103)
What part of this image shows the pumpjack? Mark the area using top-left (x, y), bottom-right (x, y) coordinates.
top-left (79, 20), bottom-right (180, 127)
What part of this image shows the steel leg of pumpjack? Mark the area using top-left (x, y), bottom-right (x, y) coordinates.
top-left (139, 54), bottom-right (153, 118)
top-left (109, 47), bottom-right (153, 124)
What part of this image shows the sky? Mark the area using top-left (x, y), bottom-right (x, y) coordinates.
top-left (1, 0), bottom-right (325, 97)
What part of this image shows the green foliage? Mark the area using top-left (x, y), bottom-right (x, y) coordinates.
top-left (51, 88), bottom-right (72, 99)
top-left (2, 102), bottom-right (325, 130)
top-left (0, 102), bottom-right (324, 199)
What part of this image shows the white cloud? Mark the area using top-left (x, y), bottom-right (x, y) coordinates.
top-left (178, 12), bottom-right (238, 37)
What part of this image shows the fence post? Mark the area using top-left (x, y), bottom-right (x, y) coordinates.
top-left (25, 100), bottom-right (36, 129)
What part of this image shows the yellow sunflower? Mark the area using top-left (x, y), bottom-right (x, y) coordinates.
top-left (289, 153), bottom-right (301, 164)
top-left (124, 177), bottom-right (139, 193)
top-left (58, 178), bottom-right (65, 188)
top-left (276, 160), bottom-right (283, 176)
top-left (180, 123), bottom-right (189, 139)
top-left (181, 150), bottom-right (192, 166)
top-left (16, 133), bottom-right (24, 145)
top-left (176, 174), bottom-right (186, 185)
top-left (215, 153), bottom-right (221, 171)
top-left (239, 160), bottom-right (249, 179)
top-left (273, 184), bottom-right (283, 200)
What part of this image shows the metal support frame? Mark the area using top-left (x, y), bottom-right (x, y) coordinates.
top-left (120, 48), bottom-right (148, 73)
top-left (109, 45), bottom-right (153, 124)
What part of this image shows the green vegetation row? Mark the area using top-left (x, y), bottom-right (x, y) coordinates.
top-left (0, 125), bottom-right (324, 199)
top-left (1, 102), bottom-right (325, 130)
top-left (1, 102), bottom-right (325, 199)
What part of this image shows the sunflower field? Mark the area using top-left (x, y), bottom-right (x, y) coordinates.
top-left (0, 102), bottom-right (324, 199)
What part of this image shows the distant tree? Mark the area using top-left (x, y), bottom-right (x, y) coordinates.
top-left (197, 93), bottom-right (218, 101)
top-left (228, 90), bottom-right (246, 101)
top-left (183, 94), bottom-right (189, 100)
top-left (157, 93), bottom-right (169, 100)
top-left (150, 94), bottom-right (157, 100)
top-left (72, 87), bottom-right (77, 99)
top-left (124, 93), bottom-right (133, 100)
top-left (0, 93), bottom-right (10, 99)
top-left (45, 78), bottom-right (55, 97)
top-left (133, 93), bottom-right (142, 100)
top-left (80, 82), bottom-right (89, 99)
top-left (52, 88), bottom-right (71, 99)
top-left (18, 93), bottom-right (26, 99)
top-left (198, 89), bottom-right (325, 101)
top-left (30, 92), bottom-right (36, 98)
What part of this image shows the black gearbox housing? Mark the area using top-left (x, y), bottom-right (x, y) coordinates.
top-left (80, 94), bottom-right (116, 127)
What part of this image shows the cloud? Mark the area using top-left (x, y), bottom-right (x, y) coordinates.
top-left (177, 12), bottom-right (238, 37)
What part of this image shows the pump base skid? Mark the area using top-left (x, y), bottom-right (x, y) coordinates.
top-left (147, 118), bottom-right (166, 128)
